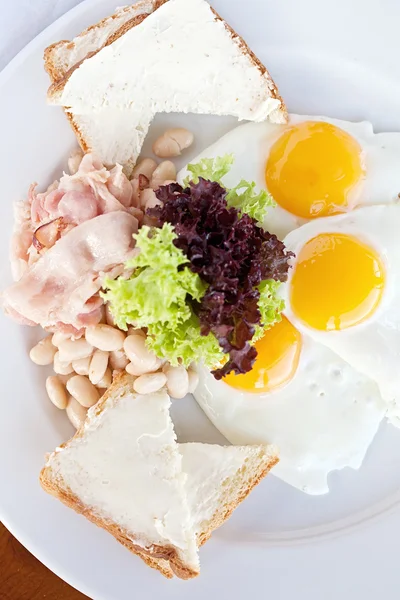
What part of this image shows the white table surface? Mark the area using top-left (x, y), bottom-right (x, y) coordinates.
top-left (0, 0), bottom-right (82, 72)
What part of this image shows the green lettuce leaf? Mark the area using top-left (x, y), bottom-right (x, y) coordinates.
top-left (101, 191), bottom-right (285, 369)
top-left (146, 315), bottom-right (224, 368)
top-left (183, 154), bottom-right (234, 186)
top-left (253, 279), bottom-right (285, 342)
top-left (226, 180), bottom-right (275, 224)
top-left (101, 224), bottom-right (223, 368)
top-left (102, 224), bottom-right (205, 331)
top-left (183, 154), bottom-right (274, 224)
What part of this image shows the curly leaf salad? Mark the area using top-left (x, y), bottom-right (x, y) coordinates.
top-left (102, 156), bottom-right (293, 378)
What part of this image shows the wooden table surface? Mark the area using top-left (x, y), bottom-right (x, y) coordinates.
top-left (0, 522), bottom-right (89, 600)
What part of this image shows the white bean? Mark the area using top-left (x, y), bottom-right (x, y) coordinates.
top-left (109, 349), bottom-right (129, 371)
top-left (66, 375), bottom-right (100, 408)
top-left (152, 128), bottom-right (194, 158)
top-left (131, 175), bottom-right (150, 210)
top-left (140, 188), bottom-right (161, 211)
top-left (85, 324), bottom-right (125, 352)
top-left (46, 376), bottom-right (68, 409)
top-left (150, 161), bottom-right (177, 189)
top-left (131, 177), bottom-right (140, 208)
top-left (163, 365), bottom-right (189, 399)
top-left (66, 397), bottom-right (87, 429)
top-left (58, 338), bottom-right (93, 362)
top-left (57, 374), bottom-right (73, 385)
top-left (125, 362), bottom-right (141, 376)
top-left (105, 304), bottom-right (116, 326)
top-left (98, 305), bottom-right (106, 324)
top-left (96, 367), bottom-right (112, 389)
top-left (72, 355), bottom-right (91, 376)
top-left (187, 368), bottom-right (199, 393)
top-left (133, 372), bottom-right (167, 395)
top-left (89, 350), bottom-right (109, 385)
top-left (53, 351), bottom-right (74, 375)
top-left (127, 327), bottom-right (146, 338)
top-left (123, 335), bottom-right (161, 374)
top-left (29, 336), bottom-right (56, 366)
top-left (51, 331), bottom-right (71, 347)
top-left (132, 158), bottom-right (158, 180)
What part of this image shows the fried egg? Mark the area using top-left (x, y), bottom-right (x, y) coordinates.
top-left (179, 115), bottom-right (400, 238)
top-left (282, 204), bottom-right (400, 423)
top-left (182, 116), bottom-right (400, 494)
top-left (194, 317), bottom-right (385, 495)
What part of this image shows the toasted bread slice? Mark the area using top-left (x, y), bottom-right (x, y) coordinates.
top-left (44, 0), bottom-right (287, 172)
top-left (136, 442), bottom-right (278, 577)
top-left (40, 374), bottom-right (278, 579)
top-left (181, 443), bottom-right (278, 546)
top-left (44, 1), bottom-right (162, 83)
top-left (40, 373), bottom-right (200, 579)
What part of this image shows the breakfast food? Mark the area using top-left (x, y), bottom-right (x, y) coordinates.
top-left (194, 339), bottom-right (385, 494)
top-left (30, 321), bottom-right (196, 429)
top-left (44, 0), bottom-right (287, 170)
top-left (172, 112), bottom-right (400, 494)
top-left (13, 138), bottom-right (289, 434)
top-left (103, 175), bottom-right (292, 376)
top-left (4, 0), bottom-right (400, 582)
top-left (282, 205), bottom-right (400, 423)
top-left (180, 115), bottom-right (400, 238)
top-left (152, 128), bottom-right (194, 158)
top-left (40, 373), bottom-right (278, 578)
top-left (5, 211), bottom-right (138, 330)
top-left (9, 153), bottom-right (142, 283)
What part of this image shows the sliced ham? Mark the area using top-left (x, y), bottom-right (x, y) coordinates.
top-left (29, 153), bottom-right (141, 228)
top-left (68, 149), bottom-right (84, 175)
top-left (57, 188), bottom-right (99, 223)
top-left (11, 153), bottom-right (143, 282)
top-left (33, 218), bottom-right (68, 252)
top-left (107, 164), bottom-right (134, 207)
top-left (10, 199), bottom-right (34, 280)
top-left (3, 212), bottom-right (138, 330)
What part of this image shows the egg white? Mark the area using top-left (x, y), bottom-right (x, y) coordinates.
top-left (179, 114), bottom-right (400, 239)
top-left (182, 116), bottom-right (400, 494)
top-left (194, 336), bottom-right (385, 495)
top-left (282, 204), bottom-right (400, 423)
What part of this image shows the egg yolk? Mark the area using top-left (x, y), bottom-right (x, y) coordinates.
top-left (223, 316), bottom-right (302, 393)
top-left (265, 121), bottom-right (365, 219)
top-left (291, 233), bottom-right (385, 331)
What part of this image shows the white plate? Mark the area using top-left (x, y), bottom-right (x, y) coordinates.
top-left (1, 0), bottom-right (400, 598)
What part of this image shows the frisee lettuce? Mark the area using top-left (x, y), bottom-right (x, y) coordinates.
top-left (183, 154), bottom-right (275, 224)
top-left (102, 224), bottom-right (205, 330)
top-left (102, 224), bottom-right (283, 369)
top-left (183, 154), bottom-right (234, 186)
top-left (226, 180), bottom-right (275, 224)
top-left (102, 154), bottom-right (286, 371)
top-left (101, 224), bottom-right (223, 368)
top-left (253, 279), bottom-right (284, 342)
top-left (146, 315), bottom-right (224, 368)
